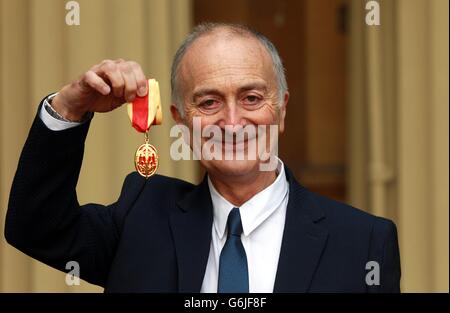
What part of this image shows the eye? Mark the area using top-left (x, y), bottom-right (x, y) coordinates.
top-left (246, 95), bottom-right (259, 103)
top-left (242, 94), bottom-right (263, 107)
top-left (202, 99), bottom-right (217, 107)
top-left (197, 99), bottom-right (222, 114)
top-left (200, 99), bottom-right (219, 108)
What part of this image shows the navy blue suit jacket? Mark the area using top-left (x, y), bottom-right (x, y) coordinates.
top-left (5, 102), bottom-right (401, 292)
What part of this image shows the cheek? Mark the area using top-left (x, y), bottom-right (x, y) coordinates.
top-left (184, 104), bottom-right (198, 120)
top-left (250, 104), bottom-right (280, 126)
top-left (184, 113), bottom-right (220, 139)
top-left (185, 102), bottom-right (280, 129)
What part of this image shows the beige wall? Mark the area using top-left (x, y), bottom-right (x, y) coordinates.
top-left (348, 0), bottom-right (449, 292)
top-left (0, 0), bottom-right (196, 292)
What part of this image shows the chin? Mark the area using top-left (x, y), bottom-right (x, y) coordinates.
top-left (202, 159), bottom-right (261, 178)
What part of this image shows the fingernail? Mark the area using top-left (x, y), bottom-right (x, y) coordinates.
top-left (138, 86), bottom-right (147, 97)
top-left (103, 86), bottom-right (110, 94)
top-left (128, 95), bottom-right (135, 102)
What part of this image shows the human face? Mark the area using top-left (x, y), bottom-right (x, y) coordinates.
top-left (171, 31), bottom-right (288, 180)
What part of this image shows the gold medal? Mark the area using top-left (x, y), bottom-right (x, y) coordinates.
top-left (126, 79), bottom-right (163, 178)
top-left (134, 132), bottom-right (158, 178)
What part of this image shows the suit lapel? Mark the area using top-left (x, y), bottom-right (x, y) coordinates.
top-left (274, 167), bottom-right (329, 292)
top-left (168, 167), bottom-right (328, 292)
top-left (169, 176), bottom-right (213, 292)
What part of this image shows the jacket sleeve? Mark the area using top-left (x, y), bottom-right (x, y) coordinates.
top-left (4, 99), bottom-right (146, 287)
top-left (367, 218), bottom-right (402, 293)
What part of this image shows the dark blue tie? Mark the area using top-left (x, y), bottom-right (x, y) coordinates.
top-left (218, 207), bottom-right (249, 293)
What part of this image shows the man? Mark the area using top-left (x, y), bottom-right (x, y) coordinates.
top-left (5, 23), bottom-right (401, 292)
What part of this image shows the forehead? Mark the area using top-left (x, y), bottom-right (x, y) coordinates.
top-left (178, 31), bottom-right (275, 92)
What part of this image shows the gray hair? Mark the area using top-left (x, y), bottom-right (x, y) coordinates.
top-left (170, 22), bottom-right (288, 116)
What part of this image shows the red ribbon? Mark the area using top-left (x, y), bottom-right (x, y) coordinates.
top-left (131, 80), bottom-right (150, 133)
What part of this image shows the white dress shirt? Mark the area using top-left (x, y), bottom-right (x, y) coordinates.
top-left (201, 160), bottom-right (289, 293)
top-left (40, 94), bottom-right (290, 293)
top-left (39, 93), bottom-right (91, 131)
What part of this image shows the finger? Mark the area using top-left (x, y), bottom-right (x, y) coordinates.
top-left (81, 70), bottom-right (110, 95)
top-left (130, 62), bottom-right (147, 97)
top-left (90, 59), bottom-right (112, 72)
top-left (120, 64), bottom-right (138, 102)
top-left (97, 61), bottom-right (125, 98)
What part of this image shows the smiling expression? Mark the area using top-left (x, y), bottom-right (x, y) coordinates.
top-left (171, 29), bottom-right (288, 179)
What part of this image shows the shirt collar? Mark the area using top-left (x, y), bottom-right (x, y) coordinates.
top-left (207, 158), bottom-right (289, 239)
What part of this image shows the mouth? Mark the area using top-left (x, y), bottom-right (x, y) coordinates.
top-left (197, 124), bottom-right (273, 161)
top-left (206, 136), bottom-right (256, 147)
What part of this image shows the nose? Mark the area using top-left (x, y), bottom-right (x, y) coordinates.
top-left (218, 102), bottom-right (246, 128)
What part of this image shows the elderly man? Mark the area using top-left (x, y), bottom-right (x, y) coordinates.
top-left (5, 23), bottom-right (400, 292)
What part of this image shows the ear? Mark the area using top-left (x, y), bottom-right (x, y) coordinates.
top-left (279, 91), bottom-right (289, 134)
top-left (170, 104), bottom-right (184, 125)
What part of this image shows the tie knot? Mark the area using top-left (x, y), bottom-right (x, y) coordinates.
top-left (227, 207), bottom-right (243, 237)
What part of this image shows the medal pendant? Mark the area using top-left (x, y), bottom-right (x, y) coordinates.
top-left (127, 78), bottom-right (162, 178)
top-left (134, 132), bottom-right (158, 178)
